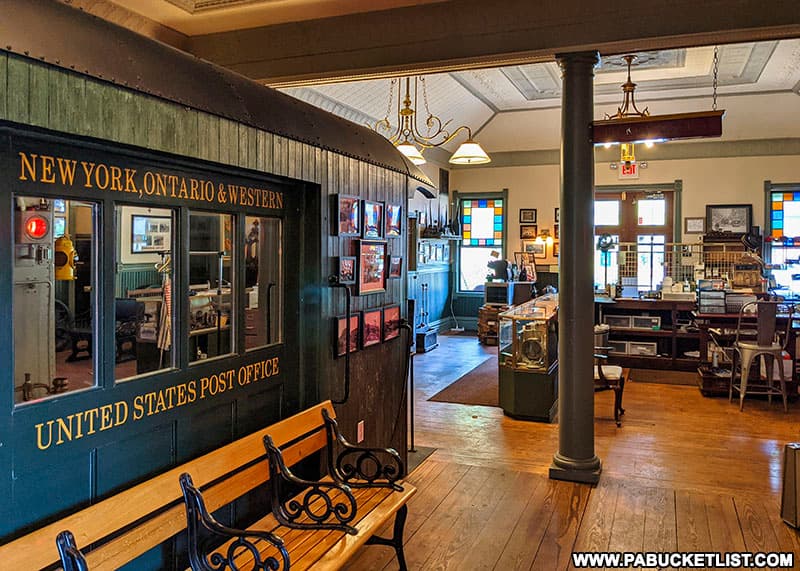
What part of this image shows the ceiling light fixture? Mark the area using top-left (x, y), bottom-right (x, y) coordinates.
top-left (592, 51), bottom-right (725, 146)
top-left (370, 76), bottom-right (491, 166)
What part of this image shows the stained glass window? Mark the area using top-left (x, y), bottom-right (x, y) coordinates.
top-left (770, 191), bottom-right (800, 240)
top-left (462, 199), bottom-right (503, 246)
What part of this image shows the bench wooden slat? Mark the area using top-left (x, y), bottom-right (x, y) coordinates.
top-left (0, 401), bottom-right (336, 570)
top-left (86, 429), bottom-right (328, 571)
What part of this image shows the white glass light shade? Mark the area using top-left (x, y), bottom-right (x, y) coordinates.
top-left (396, 142), bottom-right (426, 165)
top-left (449, 140), bottom-right (491, 165)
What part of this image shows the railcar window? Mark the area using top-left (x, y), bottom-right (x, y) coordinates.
top-left (189, 212), bottom-right (235, 362)
top-left (244, 216), bottom-right (283, 349)
top-left (14, 196), bottom-right (97, 404)
top-left (114, 206), bottom-right (176, 380)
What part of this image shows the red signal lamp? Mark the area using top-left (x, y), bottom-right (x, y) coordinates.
top-left (25, 215), bottom-right (49, 240)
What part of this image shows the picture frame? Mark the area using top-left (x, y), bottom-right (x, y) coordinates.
top-left (520, 225), bottom-right (538, 239)
top-left (684, 216), bottom-right (706, 234)
top-left (356, 239), bottom-right (387, 295)
top-left (363, 200), bottom-right (384, 238)
top-left (519, 208), bottom-right (537, 223)
top-left (131, 214), bottom-right (172, 254)
top-left (705, 204), bottom-right (752, 234)
top-left (554, 223), bottom-right (559, 239)
top-left (383, 305), bottom-right (401, 341)
top-left (388, 255), bottom-right (402, 279)
top-left (553, 242), bottom-right (560, 257)
top-left (361, 308), bottom-right (383, 348)
top-left (338, 256), bottom-right (356, 284)
top-left (334, 313), bottom-right (360, 357)
top-left (521, 239), bottom-right (538, 254)
top-left (385, 204), bottom-right (402, 237)
top-left (532, 242), bottom-right (547, 258)
top-left (555, 207), bottom-right (560, 223)
top-left (334, 194), bottom-right (361, 236)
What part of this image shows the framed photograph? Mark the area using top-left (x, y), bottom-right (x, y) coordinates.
top-left (520, 225), bottom-right (538, 239)
top-left (523, 240), bottom-right (546, 257)
top-left (383, 305), bottom-right (401, 341)
top-left (521, 239), bottom-right (537, 254)
top-left (334, 314), bottom-right (360, 357)
top-left (356, 239), bottom-right (387, 295)
top-left (519, 209), bottom-right (537, 223)
top-left (388, 255), bottom-right (403, 279)
top-left (553, 242), bottom-right (560, 257)
top-left (554, 224), bottom-right (559, 239)
top-left (385, 204), bottom-right (402, 237)
top-left (363, 200), bottom-right (384, 238)
top-left (361, 308), bottom-right (383, 348)
top-left (684, 217), bottom-right (705, 234)
top-left (338, 256), bottom-right (356, 284)
top-left (555, 207), bottom-right (560, 223)
top-left (706, 204), bottom-right (752, 234)
top-left (131, 214), bottom-right (171, 254)
top-left (338, 194), bottom-right (362, 236)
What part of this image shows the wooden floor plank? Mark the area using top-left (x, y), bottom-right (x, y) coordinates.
top-left (567, 480), bottom-right (619, 571)
top-left (676, 490), bottom-right (712, 571)
top-left (735, 495), bottom-right (785, 571)
top-left (641, 486), bottom-right (677, 571)
top-left (531, 482), bottom-right (591, 571)
top-left (418, 468), bottom-right (528, 570)
top-left (458, 471), bottom-right (543, 571)
top-left (706, 493), bottom-right (747, 553)
top-left (491, 477), bottom-right (562, 571)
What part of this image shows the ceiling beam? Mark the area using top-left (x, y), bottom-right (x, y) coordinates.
top-left (187, 0), bottom-right (800, 87)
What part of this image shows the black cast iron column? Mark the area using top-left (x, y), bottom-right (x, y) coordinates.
top-left (549, 51), bottom-right (602, 484)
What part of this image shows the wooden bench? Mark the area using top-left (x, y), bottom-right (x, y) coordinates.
top-left (0, 400), bottom-right (415, 570)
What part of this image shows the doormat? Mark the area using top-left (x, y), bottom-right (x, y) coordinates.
top-left (428, 355), bottom-right (499, 407)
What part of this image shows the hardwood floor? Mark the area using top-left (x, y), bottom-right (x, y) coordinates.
top-left (345, 335), bottom-right (800, 570)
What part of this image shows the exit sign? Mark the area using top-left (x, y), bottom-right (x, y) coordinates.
top-left (619, 161), bottom-right (639, 179)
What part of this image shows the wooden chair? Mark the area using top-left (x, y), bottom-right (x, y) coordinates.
top-left (594, 346), bottom-right (628, 427)
top-left (729, 300), bottom-right (793, 412)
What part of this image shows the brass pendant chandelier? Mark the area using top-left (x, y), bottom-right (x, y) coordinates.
top-left (592, 51), bottom-right (725, 147)
top-left (370, 76), bottom-right (491, 166)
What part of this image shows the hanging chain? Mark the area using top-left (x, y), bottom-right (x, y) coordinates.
top-left (420, 76), bottom-right (435, 118)
top-left (384, 78), bottom-right (396, 121)
top-left (712, 45), bottom-right (719, 111)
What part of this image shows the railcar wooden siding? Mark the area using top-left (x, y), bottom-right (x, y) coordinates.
top-left (0, 50), bottom-right (410, 560)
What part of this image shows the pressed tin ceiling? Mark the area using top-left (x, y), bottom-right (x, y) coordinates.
top-left (280, 40), bottom-right (800, 153)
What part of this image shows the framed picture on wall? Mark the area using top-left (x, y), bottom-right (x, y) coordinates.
top-left (520, 225), bottom-right (538, 239)
top-left (356, 239), bottom-right (387, 295)
top-left (334, 194), bottom-right (361, 236)
top-left (388, 255), bottom-right (403, 278)
top-left (383, 305), bottom-right (401, 341)
top-left (361, 308), bottom-right (383, 348)
top-left (684, 217), bottom-right (705, 234)
top-left (532, 242), bottom-right (546, 258)
top-left (131, 214), bottom-right (171, 253)
top-left (334, 313), bottom-right (360, 357)
top-left (706, 204), bottom-right (752, 234)
top-left (363, 200), bottom-right (384, 238)
top-left (338, 256), bottom-right (356, 284)
top-left (553, 242), bottom-right (560, 257)
top-left (555, 207), bottom-right (560, 223)
top-left (554, 224), bottom-right (559, 239)
top-left (519, 209), bottom-right (537, 223)
top-left (385, 204), bottom-right (402, 237)
top-left (521, 239), bottom-right (538, 254)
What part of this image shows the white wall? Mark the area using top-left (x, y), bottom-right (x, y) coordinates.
top-left (451, 154), bottom-right (800, 266)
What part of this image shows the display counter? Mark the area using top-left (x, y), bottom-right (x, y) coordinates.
top-left (498, 294), bottom-right (558, 422)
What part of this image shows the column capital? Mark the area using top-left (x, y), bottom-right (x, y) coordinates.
top-left (555, 50), bottom-right (600, 69)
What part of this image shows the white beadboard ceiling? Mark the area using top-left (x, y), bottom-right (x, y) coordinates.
top-left (281, 40), bottom-right (800, 155)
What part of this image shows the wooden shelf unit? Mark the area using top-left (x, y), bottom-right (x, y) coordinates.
top-left (597, 298), bottom-right (699, 372)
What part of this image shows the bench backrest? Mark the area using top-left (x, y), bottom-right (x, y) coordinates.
top-left (0, 400), bottom-right (336, 570)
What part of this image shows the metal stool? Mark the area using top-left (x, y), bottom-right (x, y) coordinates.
top-left (729, 300), bottom-right (792, 412)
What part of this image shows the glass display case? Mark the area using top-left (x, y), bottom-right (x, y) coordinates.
top-left (499, 294), bottom-right (559, 372)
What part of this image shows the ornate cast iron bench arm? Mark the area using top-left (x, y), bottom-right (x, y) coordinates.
top-left (180, 473), bottom-right (290, 571)
top-left (263, 434), bottom-right (358, 535)
top-left (322, 408), bottom-right (405, 491)
top-left (56, 530), bottom-right (90, 571)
